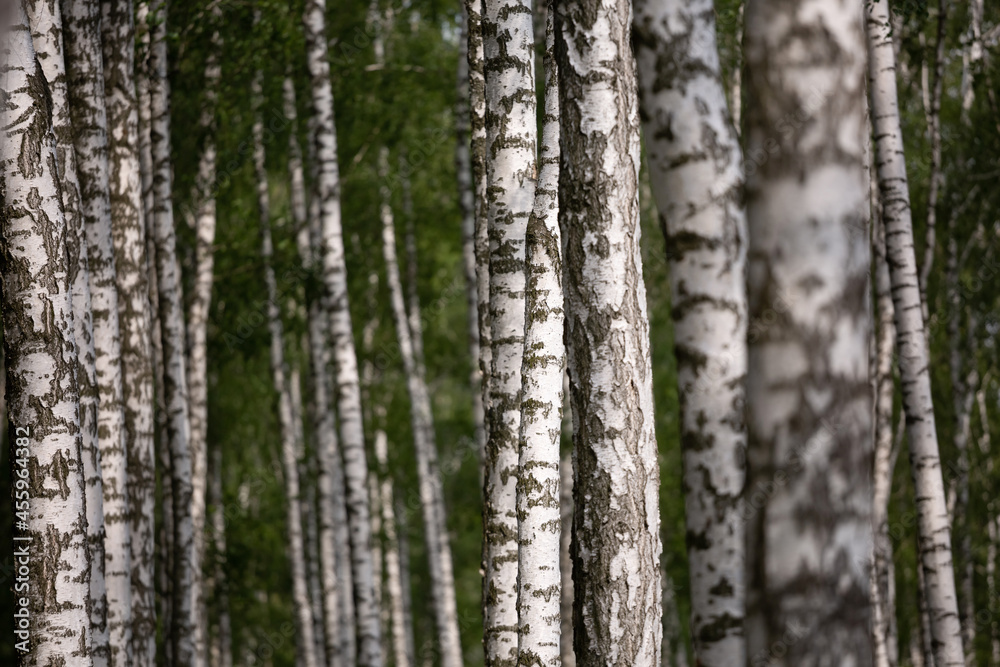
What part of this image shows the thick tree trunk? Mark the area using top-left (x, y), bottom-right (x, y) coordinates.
top-left (516, 6), bottom-right (563, 665)
top-left (185, 8), bottom-right (223, 664)
top-left (866, 0), bottom-right (965, 663)
top-left (303, 4), bottom-right (384, 664)
top-left (480, 0), bottom-right (536, 661)
top-left (1, 13), bottom-right (92, 664)
top-left (253, 71), bottom-right (319, 667)
top-left (149, 0), bottom-right (197, 661)
top-left (872, 203), bottom-right (899, 667)
top-left (378, 146), bottom-right (464, 667)
top-left (555, 0), bottom-right (662, 663)
top-left (25, 2), bottom-right (109, 664)
top-left (633, 0), bottom-right (748, 662)
top-left (456, 4), bottom-right (487, 466)
top-left (99, 2), bottom-right (158, 664)
top-left (61, 0), bottom-right (133, 660)
top-left (742, 0), bottom-right (873, 663)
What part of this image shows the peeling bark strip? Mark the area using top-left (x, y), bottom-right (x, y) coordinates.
top-left (98, 1), bottom-right (157, 664)
top-left (516, 4), bottom-right (563, 665)
top-left (24, 1), bottom-right (109, 664)
top-left (633, 0), bottom-right (748, 663)
top-left (865, 0), bottom-right (965, 664)
top-left (148, 0), bottom-right (197, 662)
top-left (61, 0), bottom-right (133, 661)
top-left (742, 0), bottom-right (873, 663)
top-left (481, 0), bottom-right (536, 660)
top-left (303, 1), bottom-right (384, 664)
top-left (1, 9), bottom-right (92, 666)
top-left (555, 0), bottom-right (662, 662)
top-left (252, 73), bottom-right (319, 667)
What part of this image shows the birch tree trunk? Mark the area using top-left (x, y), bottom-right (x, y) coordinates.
top-left (633, 0), bottom-right (748, 662)
top-left (378, 146), bottom-right (463, 667)
top-left (456, 3), bottom-right (487, 463)
top-left (742, 0), bottom-right (873, 662)
top-left (303, 3), bottom-right (384, 663)
top-left (99, 2), bottom-right (158, 664)
top-left (516, 6), bottom-right (563, 665)
top-left (918, 0), bottom-right (946, 307)
top-left (481, 0), bottom-right (536, 659)
top-left (61, 0), bottom-right (133, 660)
top-left (462, 0), bottom-right (492, 468)
top-left (1, 12), bottom-right (92, 664)
top-left (253, 71), bottom-right (319, 667)
top-left (185, 7), bottom-right (224, 663)
top-left (555, 0), bottom-right (662, 662)
top-left (209, 447), bottom-right (233, 667)
top-left (559, 453), bottom-right (574, 667)
top-left (872, 203), bottom-right (899, 667)
top-left (149, 0), bottom-right (197, 661)
top-left (866, 0), bottom-right (966, 663)
top-left (24, 2), bottom-right (109, 664)
top-left (288, 74), bottom-right (355, 667)
top-left (373, 429), bottom-right (411, 667)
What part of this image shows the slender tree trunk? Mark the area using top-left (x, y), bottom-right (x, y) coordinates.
top-left (209, 447), bottom-right (233, 667)
top-left (253, 70), bottom-right (319, 667)
top-left (61, 0), bottom-right (133, 660)
top-left (742, 0), bottom-right (873, 662)
top-left (559, 453), bottom-right (575, 667)
top-left (303, 4), bottom-right (384, 663)
top-left (185, 7), bottom-right (223, 664)
top-left (456, 3), bottom-right (487, 467)
top-left (556, 0), bottom-right (662, 663)
top-left (516, 6), bottom-right (563, 665)
top-left (25, 3), bottom-right (109, 664)
top-left (866, 0), bottom-right (965, 663)
top-left (378, 146), bottom-right (464, 667)
top-left (961, 0), bottom-right (983, 114)
top-left (873, 199), bottom-right (899, 667)
top-left (481, 0), bottom-right (536, 660)
top-left (462, 0), bottom-right (492, 470)
top-left (99, 2), bottom-right (157, 664)
top-left (918, 0), bottom-right (946, 308)
top-left (633, 0), bottom-right (748, 662)
top-left (2, 12), bottom-right (92, 664)
top-left (980, 388), bottom-right (1000, 666)
top-left (149, 0), bottom-right (197, 661)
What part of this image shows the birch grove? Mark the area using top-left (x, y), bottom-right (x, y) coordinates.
top-left (3, 0), bottom-right (999, 666)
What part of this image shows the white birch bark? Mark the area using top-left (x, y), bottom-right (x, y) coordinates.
top-left (253, 71), bottom-right (319, 667)
top-left (185, 8), bottom-right (223, 663)
top-left (516, 6), bottom-right (563, 664)
top-left (24, 2), bottom-right (109, 664)
top-left (555, 0), bottom-right (662, 661)
top-left (872, 204), bottom-right (898, 667)
top-left (99, 2), bottom-right (157, 663)
top-left (61, 0), bottom-right (133, 659)
top-left (149, 0), bottom-right (196, 661)
top-left (742, 0), bottom-right (873, 662)
top-left (866, 0), bottom-right (965, 663)
top-left (377, 146), bottom-right (463, 667)
top-left (303, 3), bottom-right (384, 663)
top-left (1, 12), bottom-right (92, 663)
top-left (481, 0), bottom-right (536, 659)
top-left (373, 429), bottom-right (411, 667)
top-left (918, 0), bottom-right (946, 309)
top-left (292, 71), bottom-right (357, 667)
top-left (633, 0), bottom-right (748, 661)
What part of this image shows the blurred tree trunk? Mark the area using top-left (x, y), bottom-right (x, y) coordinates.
top-left (1, 11), bottom-right (92, 664)
top-left (480, 0), bottom-right (536, 661)
top-left (516, 6), bottom-right (563, 665)
top-left (99, 1), bottom-right (158, 664)
top-left (560, 452), bottom-right (575, 667)
top-left (303, 3), bottom-right (384, 663)
top-left (184, 7), bottom-right (224, 663)
top-left (919, 0), bottom-right (946, 312)
top-left (253, 69), bottom-right (319, 667)
top-left (743, 0), bottom-right (873, 662)
top-left (633, 0), bottom-right (748, 662)
top-left (25, 2), bottom-right (108, 664)
top-left (866, 0), bottom-right (965, 663)
top-left (208, 447), bottom-right (232, 667)
top-left (62, 0), bottom-right (133, 661)
top-left (149, 0), bottom-right (196, 661)
top-left (556, 0), bottom-right (662, 662)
